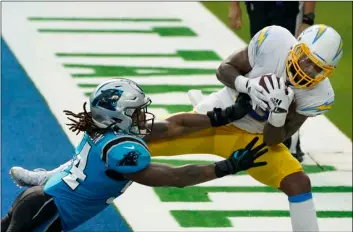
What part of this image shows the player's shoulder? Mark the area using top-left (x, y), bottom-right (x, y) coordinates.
top-left (251, 26), bottom-right (295, 50)
top-left (248, 25), bottom-right (296, 66)
top-left (102, 132), bottom-right (151, 173)
top-left (295, 78), bottom-right (335, 117)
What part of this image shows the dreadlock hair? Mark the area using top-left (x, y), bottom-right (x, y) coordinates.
top-left (63, 102), bottom-right (109, 136)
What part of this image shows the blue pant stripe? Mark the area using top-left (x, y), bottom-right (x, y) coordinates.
top-left (288, 192), bottom-right (313, 203)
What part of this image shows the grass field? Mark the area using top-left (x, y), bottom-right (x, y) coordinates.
top-left (203, 2), bottom-right (353, 139)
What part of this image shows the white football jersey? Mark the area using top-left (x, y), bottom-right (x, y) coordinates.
top-left (195, 25), bottom-right (335, 134)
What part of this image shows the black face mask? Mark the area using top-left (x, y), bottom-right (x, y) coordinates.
top-left (128, 100), bottom-right (155, 136)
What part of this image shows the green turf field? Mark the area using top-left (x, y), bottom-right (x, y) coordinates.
top-left (203, 2), bottom-right (352, 139)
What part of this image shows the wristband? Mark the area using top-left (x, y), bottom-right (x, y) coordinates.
top-left (215, 160), bottom-right (233, 178)
top-left (234, 75), bottom-right (248, 93)
top-left (207, 108), bottom-right (230, 127)
top-left (268, 111), bottom-right (287, 127)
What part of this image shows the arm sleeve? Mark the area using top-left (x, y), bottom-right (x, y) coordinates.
top-left (104, 138), bottom-right (151, 174)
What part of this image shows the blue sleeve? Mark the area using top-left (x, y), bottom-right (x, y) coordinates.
top-left (104, 138), bottom-right (151, 173)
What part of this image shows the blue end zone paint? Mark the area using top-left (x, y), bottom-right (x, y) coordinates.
top-left (1, 39), bottom-right (130, 232)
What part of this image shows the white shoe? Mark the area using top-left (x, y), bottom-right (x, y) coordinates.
top-left (9, 167), bottom-right (49, 188)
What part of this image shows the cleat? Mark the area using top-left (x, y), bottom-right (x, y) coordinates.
top-left (9, 167), bottom-right (49, 187)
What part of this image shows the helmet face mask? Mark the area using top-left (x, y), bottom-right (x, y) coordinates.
top-left (286, 24), bottom-right (343, 88)
top-left (126, 99), bottom-right (155, 136)
top-left (89, 78), bottom-right (155, 137)
top-left (287, 43), bottom-right (334, 88)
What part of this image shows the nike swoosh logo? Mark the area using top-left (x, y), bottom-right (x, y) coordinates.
top-left (124, 145), bottom-right (135, 150)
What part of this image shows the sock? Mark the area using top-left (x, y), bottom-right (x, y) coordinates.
top-left (288, 192), bottom-right (319, 232)
top-left (46, 159), bottom-right (73, 178)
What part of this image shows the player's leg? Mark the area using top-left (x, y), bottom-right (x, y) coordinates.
top-left (268, 1), bottom-right (299, 36)
top-left (245, 1), bottom-right (269, 37)
top-left (210, 127), bottom-right (318, 231)
top-left (295, 1), bottom-right (304, 36)
top-left (3, 186), bottom-right (62, 232)
top-left (1, 189), bottom-right (28, 231)
top-left (243, 135), bottom-right (319, 231)
top-left (10, 160), bottom-right (73, 187)
top-left (1, 207), bottom-right (13, 232)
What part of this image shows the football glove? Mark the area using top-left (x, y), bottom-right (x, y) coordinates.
top-left (215, 136), bottom-right (268, 177)
top-left (263, 74), bottom-right (294, 127)
top-left (235, 75), bottom-right (269, 111)
top-left (207, 93), bottom-right (252, 127)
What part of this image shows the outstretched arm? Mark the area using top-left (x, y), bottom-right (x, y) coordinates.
top-left (124, 137), bottom-right (268, 188)
top-left (124, 162), bottom-right (217, 188)
top-left (144, 113), bottom-right (212, 142)
top-left (143, 94), bottom-right (252, 142)
top-left (216, 47), bottom-right (252, 90)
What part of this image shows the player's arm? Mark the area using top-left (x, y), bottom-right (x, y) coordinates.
top-left (143, 93), bottom-right (252, 142)
top-left (216, 47), bottom-right (252, 90)
top-left (124, 137), bottom-right (268, 188)
top-left (124, 162), bottom-right (217, 188)
top-left (216, 27), bottom-right (273, 111)
top-left (262, 75), bottom-right (307, 145)
top-left (144, 113), bottom-right (212, 142)
top-left (263, 108), bottom-right (308, 145)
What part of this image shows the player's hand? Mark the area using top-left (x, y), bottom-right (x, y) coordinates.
top-left (263, 74), bottom-right (294, 113)
top-left (207, 93), bottom-right (252, 127)
top-left (228, 2), bottom-right (242, 29)
top-left (247, 77), bottom-right (269, 111)
top-left (214, 137), bottom-right (268, 177)
top-left (263, 74), bottom-right (294, 127)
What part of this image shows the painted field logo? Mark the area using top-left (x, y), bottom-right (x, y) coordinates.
top-left (26, 15), bottom-right (224, 115)
top-left (153, 159), bottom-right (352, 229)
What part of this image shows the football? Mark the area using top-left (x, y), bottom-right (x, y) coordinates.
top-left (258, 74), bottom-right (288, 94)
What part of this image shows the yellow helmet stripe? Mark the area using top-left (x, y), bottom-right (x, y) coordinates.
top-left (333, 39), bottom-right (344, 61)
top-left (312, 25), bottom-right (327, 44)
top-left (256, 27), bottom-right (270, 54)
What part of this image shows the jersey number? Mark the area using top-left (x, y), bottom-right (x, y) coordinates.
top-left (62, 142), bottom-right (91, 190)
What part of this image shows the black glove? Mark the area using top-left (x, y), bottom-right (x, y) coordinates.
top-left (207, 93), bottom-right (252, 127)
top-left (214, 137), bottom-right (268, 178)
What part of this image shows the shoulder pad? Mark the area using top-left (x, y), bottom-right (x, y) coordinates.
top-left (297, 99), bottom-right (334, 117)
top-left (102, 135), bottom-right (151, 173)
top-left (295, 79), bottom-right (335, 117)
top-left (248, 25), bottom-right (295, 67)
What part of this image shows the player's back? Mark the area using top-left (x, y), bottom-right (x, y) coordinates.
top-left (44, 131), bottom-right (150, 231)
